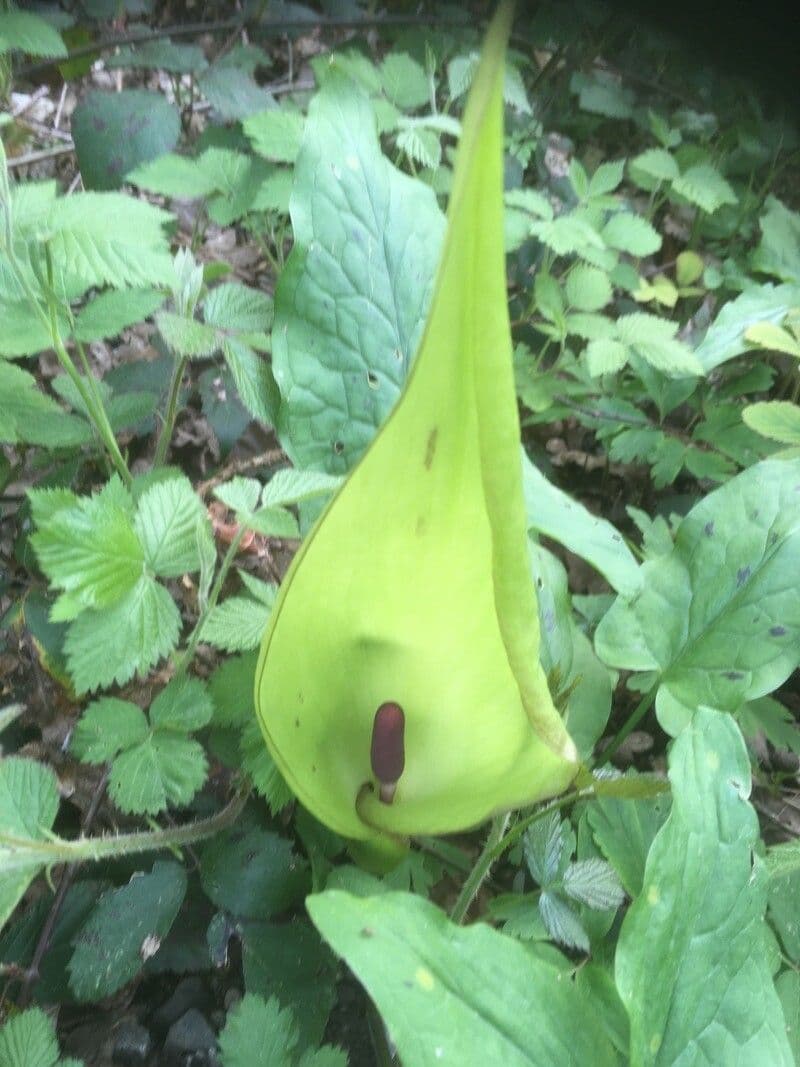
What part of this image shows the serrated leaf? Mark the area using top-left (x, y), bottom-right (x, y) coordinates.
top-left (240, 718), bottom-right (294, 813)
top-left (109, 734), bottom-right (207, 815)
top-left (150, 676), bottom-right (214, 731)
top-left (249, 506), bottom-right (300, 538)
top-left (201, 596), bottom-right (272, 651)
top-left (601, 213), bottom-right (661, 256)
top-left (128, 153), bottom-right (218, 199)
top-left (595, 458), bottom-right (800, 725)
top-left (0, 1008), bottom-right (59, 1067)
top-left (380, 52), bottom-right (429, 109)
top-left (198, 65), bottom-right (275, 121)
top-left (743, 401), bottom-right (800, 445)
top-left (0, 299), bottom-right (56, 357)
top-left (72, 90), bottom-right (180, 192)
top-left (157, 310), bottom-right (219, 357)
top-left (308, 891), bottom-right (617, 1065)
top-left (261, 468), bottom-right (343, 507)
top-left (585, 337), bottom-right (629, 376)
top-left (396, 123), bottom-right (441, 170)
top-left (215, 477), bottom-right (262, 515)
top-left (204, 283), bottom-right (273, 334)
top-left (65, 576), bottom-right (181, 694)
top-left (70, 698), bottom-right (148, 764)
top-left (30, 481), bottom-right (144, 611)
top-left (74, 288), bottom-right (165, 342)
top-left (447, 52), bottom-right (479, 99)
top-left (201, 825), bottom-right (309, 920)
top-left (524, 811), bottom-right (567, 887)
top-left (244, 108), bottom-right (305, 163)
top-left (616, 709), bottom-right (793, 1065)
top-left (222, 338), bottom-right (279, 425)
top-left (588, 159), bottom-right (625, 197)
top-left (562, 858), bottom-right (625, 909)
top-left (0, 11), bottom-right (66, 57)
top-left (629, 148), bottom-right (679, 185)
top-left (273, 69), bottom-right (445, 472)
top-left (671, 162), bottom-right (737, 213)
top-left (209, 651), bottom-right (258, 728)
top-left (488, 893), bottom-right (548, 941)
top-left (134, 476), bottom-right (208, 577)
top-left (218, 994), bottom-right (297, 1067)
top-left (69, 861), bottom-right (187, 1000)
top-left (0, 364), bottom-right (79, 446)
top-left (615, 313), bottom-right (702, 376)
top-left (565, 263), bottom-right (612, 311)
top-left (529, 214), bottom-right (606, 257)
top-left (538, 890), bottom-right (589, 952)
top-left (39, 194), bottom-right (174, 290)
top-left (252, 169), bottom-right (293, 214)
top-left (0, 758), bottom-right (60, 933)
top-left (745, 320), bottom-right (800, 357)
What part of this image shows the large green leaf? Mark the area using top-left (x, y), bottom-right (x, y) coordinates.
top-left (595, 459), bottom-right (800, 728)
top-left (272, 67), bottom-right (445, 472)
top-left (69, 861), bottom-right (187, 1000)
top-left (615, 709), bottom-right (793, 1066)
top-left (73, 90), bottom-right (180, 191)
top-left (307, 890), bottom-right (618, 1067)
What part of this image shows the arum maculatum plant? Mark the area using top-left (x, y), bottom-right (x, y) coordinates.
top-left (255, 1), bottom-right (579, 865)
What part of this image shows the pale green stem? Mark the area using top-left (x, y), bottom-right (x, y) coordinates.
top-left (0, 788), bottom-right (248, 874)
top-left (154, 353), bottom-right (189, 468)
top-left (173, 527), bottom-right (246, 676)
top-left (1, 243), bottom-right (131, 485)
top-left (449, 812), bottom-right (510, 924)
top-left (594, 682), bottom-right (659, 767)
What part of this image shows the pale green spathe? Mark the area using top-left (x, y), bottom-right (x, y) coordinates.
top-left (255, 1), bottom-right (578, 845)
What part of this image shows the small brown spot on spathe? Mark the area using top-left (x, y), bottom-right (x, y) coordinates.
top-left (723, 670), bottom-right (744, 681)
top-left (736, 566), bottom-right (751, 587)
top-left (424, 427), bottom-right (438, 470)
top-left (415, 516), bottom-right (426, 537)
top-left (333, 440), bottom-right (344, 455)
top-left (295, 718), bottom-right (300, 728)
top-left (704, 521), bottom-right (714, 537)
top-left (770, 625), bottom-right (787, 637)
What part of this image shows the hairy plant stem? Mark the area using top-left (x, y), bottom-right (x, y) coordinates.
top-left (449, 812), bottom-right (511, 924)
top-left (0, 787), bottom-right (249, 875)
top-left (0, 242), bottom-right (132, 486)
top-left (173, 527), bottom-right (247, 676)
top-left (154, 353), bottom-right (190, 468)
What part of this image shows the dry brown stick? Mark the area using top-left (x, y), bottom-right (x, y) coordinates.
top-left (197, 446), bottom-right (287, 499)
top-left (6, 142), bottom-right (74, 169)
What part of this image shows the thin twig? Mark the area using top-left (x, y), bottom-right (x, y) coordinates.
top-left (197, 447), bottom-right (287, 499)
top-left (6, 142), bottom-right (74, 169)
